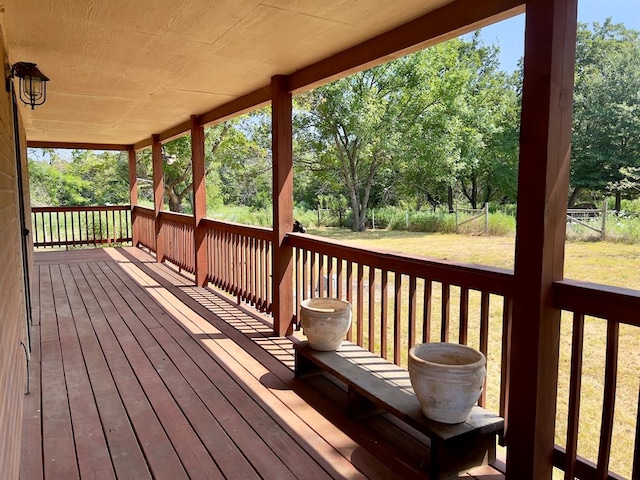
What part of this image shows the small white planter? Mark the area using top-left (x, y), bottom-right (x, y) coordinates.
top-left (300, 298), bottom-right (352, 351)
top-left (408, 343), bottom-right (486, 424)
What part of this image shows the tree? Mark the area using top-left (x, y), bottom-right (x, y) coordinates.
top-left (571, 20), bottom-right (640, 210)
top-left (299, 42), bottom-right (470, 231)
top-left (28, 148), bottom-right (129, 206)
top-left (139, 107), bottom-right (272, 213)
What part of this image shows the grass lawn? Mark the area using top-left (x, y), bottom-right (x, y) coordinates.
top-left (306, 227), bottom-right (639, 478)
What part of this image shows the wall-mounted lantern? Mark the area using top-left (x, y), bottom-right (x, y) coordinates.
top-left (7, 62), bottom-right (49, 109)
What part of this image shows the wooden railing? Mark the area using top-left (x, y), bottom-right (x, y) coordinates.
top-left (553, 280), bottom-right (640, 480)
top-left (124, 216), bottom-right (639, 479)
top-left (203, 219), bottom-right (273, 314)
top-left (31, 205), bottom-right (131, 248)
top-left (133, 206), bottom-right (156, 252)
top-left (160, 211), bottom-right (195, 274)
top-left (286, 232), bottom-right (514, 417)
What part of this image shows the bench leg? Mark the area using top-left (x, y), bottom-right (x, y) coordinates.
top-left (347, 387), bottom-right (383, 419)
top-left (294, 349), bottom-right (319, 378)
top-left (429, 433), bottom-right (497, 480)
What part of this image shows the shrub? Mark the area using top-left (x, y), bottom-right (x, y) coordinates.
top-left (487, 211), bottom-right (516, 236)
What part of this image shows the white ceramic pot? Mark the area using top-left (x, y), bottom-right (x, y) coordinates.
top-left (300, 298), bottom-right (352, 351)
top-left (408, 342), bottom-right (486, 424)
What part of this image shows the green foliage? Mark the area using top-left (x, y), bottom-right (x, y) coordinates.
top-left (28, 148), bottom-right (129, 206)
top-left (295, 34), bottom-right (521, 230)
top-left (487, 211), bottom-right (516, 236)
top-left (571, 19), bottom-right (640, 209)
top-left (607, 216), bottom-right (640, 244)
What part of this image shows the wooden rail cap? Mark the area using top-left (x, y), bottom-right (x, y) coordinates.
top-left (291, 337), bottom-right (503, 479)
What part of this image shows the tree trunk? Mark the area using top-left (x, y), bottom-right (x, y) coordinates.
top-left (568, 187), bottom-right (582, 207)
top-left (470, 174), bottom-right (478, 209)
top-left (167, 189), bottom-right (183, 212)
top-left (447, 186), bottom-right (454, 213)
top-left (349, 192), bottom-right (363, 232)
top-left (615, 190), bottom-right (622, 212)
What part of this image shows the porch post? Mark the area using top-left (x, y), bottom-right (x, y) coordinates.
top-left (192, 115), bottom-right (208, 286)
top-left (507, 0), bottom-right (577, 478)
top-left (128, 148), bottom-right (139, 246)
top-left (271, 75), bottom-right (294, 337)
top-left (152, 134), bottom-right (165, 262)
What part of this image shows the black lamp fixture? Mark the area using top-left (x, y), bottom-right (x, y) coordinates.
top-left (7, 62), bottom-right (49, 109)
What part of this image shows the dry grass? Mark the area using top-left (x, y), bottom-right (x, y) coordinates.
top-left (306, 228), bottom-right (640, 478)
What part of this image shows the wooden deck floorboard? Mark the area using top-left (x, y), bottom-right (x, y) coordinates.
top-left (21, 247), bottom-right (505, 480)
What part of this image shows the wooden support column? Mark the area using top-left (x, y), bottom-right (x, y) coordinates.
top-left (271, 75), bottom-right (294, 337)
top-left (192, 116), bottom-right (208, 286)
top-left (507, 0), bottom-right (578, 478)
top-left (152, 135), bottom-right (165, 262)
top-left (128, 149), bottom-right (139, 246)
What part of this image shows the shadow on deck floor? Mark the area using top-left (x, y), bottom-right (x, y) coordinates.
top-left (21, 247), bottom-right (504, 480)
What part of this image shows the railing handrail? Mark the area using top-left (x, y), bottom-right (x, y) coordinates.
top-left (133, 205), bottom-right (154, 216)
top-left (202, 217), bottom-right (273, 241)
top-left (159, 210), bottom-right (196, 225)
top-left (32, 204), bottom-right (131, 212)
top-left (554, 279), bottom-right (640, 327)
top-left (286, 232), bottom-right (514, 296)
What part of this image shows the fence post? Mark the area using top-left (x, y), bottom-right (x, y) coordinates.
top-left (484, 202), bottom-right (489, 234)
top-left (601, 200), bottom-right (607, 240)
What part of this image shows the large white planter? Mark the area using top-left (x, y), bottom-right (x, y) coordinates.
top-left (408, 343), bottom-right (486, 424)
top-left (300, 298), bottom-right (352, 351)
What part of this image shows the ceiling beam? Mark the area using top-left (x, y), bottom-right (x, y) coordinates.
top-left (288, 0), bottom-right (525, 93)
top-left (134, 85), bottom-right (272, 151)
top-left (27, 141), bottom-right (132, 151)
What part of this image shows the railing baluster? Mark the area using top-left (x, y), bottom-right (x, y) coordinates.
top-left (295, 247), bottom-right (301, 324)
top-left (328, 255), bottom-right (335, 298)
top-left (105, 210), bottom-right (110, 245)
top-left (311, 251), bottom-right (317, 299)
top-left (302, 249), bottom-right (309, 301)
top-left (368, 266), bottom-right (376, 352)
top-left (596, 320), bottom-right (620, 480)
top-left (381, 269), bottom-right (388, 359)
top-left (337, 257), bottom-right (343, 300)
top-left (564, 312), bottom-right (585, 480)
top-left (70, 211), bottom-right (75, 246)
top-left (63, 211), bottom-right (68, 249)
top-left (459, 287), bottom-right (469, 345)
top-left (393, 273), bottom-right (402, 365)
top-left (357, 263), bottom-right (364, 347)
top-left (441, 283), bottom-right (450, 342)
top-left (49, 211), bottom-right (54, 248)
top-left (408, 275), bottom-right (417, 349)
top-left (500, 296), bottom-right (513, 444)
top-left (346, 262), bottom-right (353, 341)
top-left (423, 279), bottom-right (432, 343)
top-left (56, 211), bottom-right (61, 248)
top-left (479, 291), bottom-right (490, 407)
top-left (318, 253), bottom-right (325, 297)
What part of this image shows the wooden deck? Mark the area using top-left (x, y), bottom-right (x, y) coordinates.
top-left (20, 247), bottom-right (504, 480)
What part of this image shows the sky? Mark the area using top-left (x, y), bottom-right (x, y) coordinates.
top-left (476, 0), bottom-right (640, 72)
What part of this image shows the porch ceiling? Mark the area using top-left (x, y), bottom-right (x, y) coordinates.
top-left (1, 0), bottom-right (457, 146)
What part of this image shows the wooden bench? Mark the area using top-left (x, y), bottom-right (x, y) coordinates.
top-left (292, 338), bottom-right (504, 480)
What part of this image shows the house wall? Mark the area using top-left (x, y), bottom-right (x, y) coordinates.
top-left (0, 22), bottom-right (30, 479)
